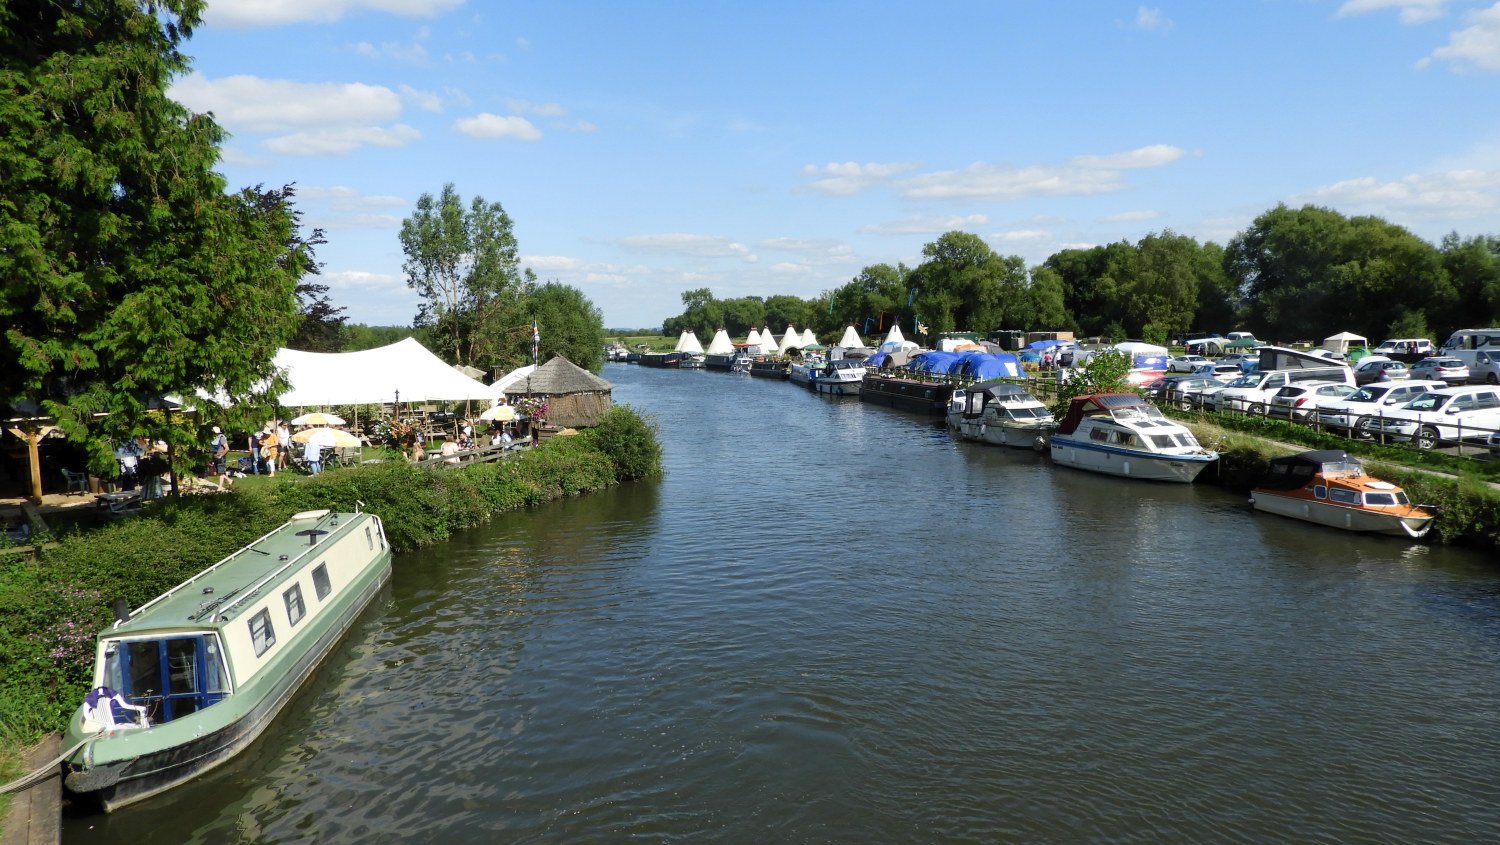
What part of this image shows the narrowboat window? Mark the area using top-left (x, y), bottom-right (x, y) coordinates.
top-left (249, 609), bottom-right (276, 656)
top-left (101, 635), bottom-right (231, 725)
top-left (365, 526), bottom-right (374, 550)
top-left (312, 563), bottom-right (331, 600)
top-left (1313, 485), bottom-right (1327, 499)
top-left (284, 583), bottom-right (306, 626)
top-left (1329, 488), bottom-right (1359, 505)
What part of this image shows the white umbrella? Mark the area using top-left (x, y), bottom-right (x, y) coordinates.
top-left (479, 404), bottom-right (516, 421)
top-left (291, 427), bottom-right (361, 447)
top-left (290, 411), bottom-right (346, 426)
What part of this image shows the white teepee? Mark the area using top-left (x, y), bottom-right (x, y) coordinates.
top-left (801, 328), bottom-right (819, 347)
top-left (780, 325), bottom-right (800, 350)
top-left (837, 325), bottom-right (863, 347)
top-left (706, 329), bottom-right (735, 355)
top-left (673, 331), bottom-right (686, 352)
top-left (882, 323), bottom-right (905, 346)
top-left (760, 327), bottom-right (779, 353)
top-left (679, 330), bottom-right (704, 355)
top-left (746, 327), bottom-right (763, 348)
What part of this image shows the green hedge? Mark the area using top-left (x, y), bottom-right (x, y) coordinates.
top-left (0, 406), bottom-right (661, 743)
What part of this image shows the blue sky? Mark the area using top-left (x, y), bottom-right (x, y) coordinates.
top-left (177, 0), bottom-right (1500, 330)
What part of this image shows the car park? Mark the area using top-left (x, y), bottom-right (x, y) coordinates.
top-left (1167, 355), bottom-right (1210, 373)
top-left (1407, 357), bottom-right (1470, 384)
top-left (1367, 386), bottom-right (1500, 449)
top-left (1314, 381), bottom-right (1446, 438)
top-left (1267, 382), bottom-right (1358, 421)
top-left (1353, 357), bottom-right (1410, 385)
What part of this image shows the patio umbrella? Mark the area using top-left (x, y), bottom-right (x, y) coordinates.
top-left (290, 411), bottom-right (346, 426)
top-left (479, 404), bottom-right (516, 422)
top-left (291, 427), bottom-right (361, 447)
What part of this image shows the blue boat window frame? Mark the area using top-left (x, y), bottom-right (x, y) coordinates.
top-left (103, 634), bottom-right (231, 724)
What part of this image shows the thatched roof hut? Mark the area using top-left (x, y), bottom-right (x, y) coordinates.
top-left (502, 356), bottom-right (614, 427)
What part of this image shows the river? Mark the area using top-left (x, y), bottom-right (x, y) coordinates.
top-left (67, 364), bottom-right (1500, 843)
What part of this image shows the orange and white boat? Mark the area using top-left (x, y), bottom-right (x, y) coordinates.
top-left (1249, 450), bottom-right (1434, 538)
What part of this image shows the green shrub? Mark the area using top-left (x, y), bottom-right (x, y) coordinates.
top-left (579, 405), bottom-right (662, 480)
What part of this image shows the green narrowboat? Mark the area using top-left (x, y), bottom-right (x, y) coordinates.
top-left (62, 508), bottom-right (391, 811)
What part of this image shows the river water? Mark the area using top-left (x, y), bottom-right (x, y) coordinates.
top-left (68, 365), bottom-right (1500, 843)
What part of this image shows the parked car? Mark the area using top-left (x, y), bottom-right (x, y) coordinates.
top-left (1315, 381), bottom-right (1447, 438)
top-left (1367, 386), bottom-right (1500, 449)
top-left (1167, 354), bottom-right (1210, 373)
top-left (1353, 357), bottom-right (1411, 385)
top-left (1188, 362), bottom-right (1243, 380)
top-left (1175, 377), bottom-right (1230, 410)
top-left (1267, 382), bottom-right (1358, 421)
top-left (1205, 371), bottom-right (1302, 414)
top-left (1372, 338), bottom-right (1436, 363)
top-left (1407, 357), bottom-right (1470, 384)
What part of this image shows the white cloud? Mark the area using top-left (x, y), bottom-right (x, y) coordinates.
top-left (522, 256), bottom-right (652, 276)
top-left (991, 230), bottom-right (1053, 245)
top-left (505, 98), bottom-right (567, 116)
top-left (516, 37), bottom-right (531, 51)
top-left (297, 186), bottom-right (407, 210)
top-left (895, 146), bottom-right (1185, 202)
top-left (321, 269), bottom-right (407, 293)
top-left (172, 73), bottom-right (402, 132)
top-left (859, 214), bottom-right (992, 235)
top-left (264, 124), bottom-right (421, 156)
top-left (1130, 6), bottom-right (1175, 31)
top-left (615, 234), bottom-right (757, 262)
top-left (755, 238), bottom-right (855, 265)
top-left (1289, 169), bottom-right (1500, 217)
top-left (353, 40), bottom-right (428, 63)
top-left (206, 0), bottom-right (465, 28)
top-left (1422, 3), bottom-right (1500, 72)
top-left (796, 161), bottom-right (922, 196)
top-left (398, 84), bottom-right (445, 112)
top-left (452, 113), bottom-right (542, 140)
top-left (771, 262), bottom-right (807, 274)
top-left (1336, 0), bottom-right (1451, 25)
top-left (218, 146), bottom-right (274, 167)
top-left (321, 213), bottom-right (404, 229)
top-left (1101, 209), bottom-right (1163, 222)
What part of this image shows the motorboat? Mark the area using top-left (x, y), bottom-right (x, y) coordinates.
top-left (62, 509), bottom-right (391, 811)
top-left (813, 358), bottom-right (866, 396)
top-left (1249, 449), bottom-right (1434, 538)
top-left (946, 382), bottom-right (1055, 448)
top-left (1048, 393), bottom-right (1217, 482)
top-left (789, 359), bottom-right (822, 388)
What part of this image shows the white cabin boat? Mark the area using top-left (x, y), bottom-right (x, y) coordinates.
top-left (813, 358), bottom-right (866, 395)
top-left (1048, 393), bottom-right (1217, 482)
top-left (946, 382), bottom-right (1055, 448)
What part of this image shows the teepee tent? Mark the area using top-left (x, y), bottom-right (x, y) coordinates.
top-left (746, 328), bottom-right (763, 349)
top-left (673, 332), bottom-right (686, 352)
top-left (837, 325), bottom-right (863, 348)
top-left (760, 327), bottom-right (779, 353)
top-left (780, 325), bottom-right (801, 350)
top-left (801, 328), bottom-right (819, 347)
top-left (680, 330), bottom-right (704, 355)
top-left (706, 329), bottom-right (735, 355)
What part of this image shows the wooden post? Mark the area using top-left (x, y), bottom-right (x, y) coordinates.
top-left (7, 425), bottom-right (55, 505)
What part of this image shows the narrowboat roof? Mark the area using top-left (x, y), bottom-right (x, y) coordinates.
top-left (108, 510), bottom-right (372, 637)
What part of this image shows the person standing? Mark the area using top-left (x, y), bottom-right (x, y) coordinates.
top-left (209, 426), bottom-right (230, 486)
top-left (303, 437), bottom-right (322, 475)
top-left (260, 427), bottom-right (280, 476)
top-left (277, 421), bottom-right (291, 462)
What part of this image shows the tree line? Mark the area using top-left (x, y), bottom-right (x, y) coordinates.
top-left (664, 207), bottom-right (1500, 348)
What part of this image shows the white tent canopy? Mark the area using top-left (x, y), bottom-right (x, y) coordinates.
top-left (760, 327), bottom-right (779, 353)
top-left (679, 330), bottom-right (704, 355)
top-left (801, 328), bottom-right (819, 347)
top-left (746, 328), bottom-right (763, 348)
top-left (837, 326), bottom-right (862, 347)
top-left (1322, 331), bottom-right (1367, 353)
top-left (780, 325), bottom-right (801, 350)
top-left (1112, 341), bottom-right (1169, 358)
top-left (487, 364), bottom-right (536, 398)
top-left (274, 337), bottom-right (495, 406)
top-left (706, 329), bottom-right (735, 355)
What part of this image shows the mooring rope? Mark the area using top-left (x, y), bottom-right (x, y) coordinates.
top-left (0, 732), bottom-right (102, 794)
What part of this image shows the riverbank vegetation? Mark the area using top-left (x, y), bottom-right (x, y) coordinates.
top-left (0, 407), bottom-right (660, 753)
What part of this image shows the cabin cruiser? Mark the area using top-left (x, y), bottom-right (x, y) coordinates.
top-left (813, 358), bottom-right (866, 395)
top-left (1048, 393), bottom-right (1217, 482)
top-left (1249, 450), bottom-right (1434, 538)
top-left (946, 382), bottom-right (1055, 448)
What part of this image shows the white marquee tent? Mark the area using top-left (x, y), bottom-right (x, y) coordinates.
top-left (273, 337), bottom-right (496, 406)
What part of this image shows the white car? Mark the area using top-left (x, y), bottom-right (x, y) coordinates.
top-left (1190, 362), bottom-right (1245, 379)
top-left (1315, 381), bottom-right (1447, 437)
top-left (1168, 354), bottom-right (1210, 373)
top-left (1204, 370), bottom-right (1299, 414)
top-left (1267, 381), bottom-right (1358, 421)
top-left (1367, 386), bottom-right (1500, 449)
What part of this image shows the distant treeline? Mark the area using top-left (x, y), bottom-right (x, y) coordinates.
top-left (662, 204), bottom-right (1500, 346)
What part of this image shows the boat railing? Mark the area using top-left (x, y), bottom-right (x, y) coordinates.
top-left (123, 513), bottom-right (346, 625)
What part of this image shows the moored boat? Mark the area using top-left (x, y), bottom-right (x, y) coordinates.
top-left (789, 360), bottom-right (822, 387)
top-left (946, 381), bottom-right (1055, 448)
top-left (640, 351), bottom-right (684, 368)
top-left (1048, 393), bottom-right (1217, 482)
top-left (62, 508), bottom-right (391, 811)
top-left (859, 371), bottom-right (953, 415)
top-left (749, 359), bottom-right (789, 379)
top-left (813, 358), bottom-right (866, 395)
top-left (1249, 449), bottom-right (1434, 537)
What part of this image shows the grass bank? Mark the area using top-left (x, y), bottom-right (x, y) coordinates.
top-left (1182, 415), bottom-right (1500, 550)
top-left (0, 406), bottom-right (661, 794)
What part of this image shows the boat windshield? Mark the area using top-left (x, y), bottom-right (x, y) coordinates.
top-left (1364, 492), bottom-right (1403, 506)
top-left (1008, 406), bottom-right (1051, 420)
top-left (1111, 405), bottom-right (1162, 422)
top-left (1319, 459), bottom-right (1365, 476)
top-left (101, 634), bottom-right (231, 725)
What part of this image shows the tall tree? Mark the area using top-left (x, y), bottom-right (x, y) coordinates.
top-left (0, 0), bottom-right (309, 476)
top-left (523, 282), bottom-right (606, 372)
top-left (399, 183), bottom-right (524, 365)
top-left (910, 231), bottom-right (1001, 335)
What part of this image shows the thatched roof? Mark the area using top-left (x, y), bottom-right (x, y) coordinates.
top-left (502, 356), bottom-right (613, 396)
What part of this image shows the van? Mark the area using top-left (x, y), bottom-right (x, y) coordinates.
top-left (1373, 338), bottom-right (1435, 363)
top-left (1442, 329), bottom-right (1500, 376)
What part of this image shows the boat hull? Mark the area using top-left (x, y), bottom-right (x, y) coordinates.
top-left (1048, 436), bottom-right (1213, 482)
top-left (859, 375), bottom-right (952, 415)
top-left (955, 419), bottom-right (1052, 449)
top-left (1249, 491), bottom-right (1434, 537)
top-left (703, 354), bottom-right (736, 370)
top-left (749, 361), bottom-right (789, 379)
top-left (813, 378), bottom-right (861, 396)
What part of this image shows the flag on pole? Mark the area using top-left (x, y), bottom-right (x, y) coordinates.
top-left (532, 321), bottom-right (540, 365)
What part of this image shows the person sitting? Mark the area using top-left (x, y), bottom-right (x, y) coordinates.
top-left (303, 439), bottom-right (322, 475)
top-left (440, 435), bottom-right (461, 465)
